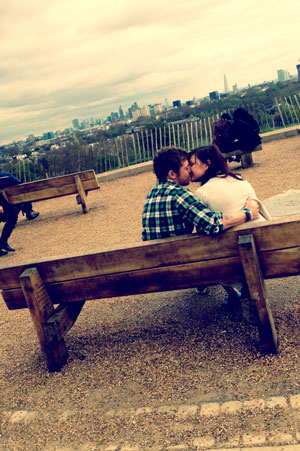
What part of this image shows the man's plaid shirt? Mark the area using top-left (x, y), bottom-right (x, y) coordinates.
top-left (142, 179), bottom-right (224, 241)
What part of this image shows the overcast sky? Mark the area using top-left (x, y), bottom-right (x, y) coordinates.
top-left (1, 0), bottom-right (300, 145)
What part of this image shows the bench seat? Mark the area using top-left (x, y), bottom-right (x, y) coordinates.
top-left (223, 144), bottom-right (262, 168)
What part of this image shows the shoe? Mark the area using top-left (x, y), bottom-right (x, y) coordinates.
top-left (196, 285), bottom-right (209, 295)
top-left (2, 244), bottom-right (15, 252)
top-left (26, 211), bottom-right (39, 220)
top-left (223, 288), bottom-right (242, 310)
top-left (0, 249), bottom-right (8, 257)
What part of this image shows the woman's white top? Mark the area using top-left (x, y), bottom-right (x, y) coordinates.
top-left (194, 175), bottom-right (271, 221)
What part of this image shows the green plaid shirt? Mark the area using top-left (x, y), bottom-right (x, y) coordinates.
top-left (142, 179), bottom-right (224, 241)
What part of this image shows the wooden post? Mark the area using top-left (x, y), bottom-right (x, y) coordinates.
top-left (238, 234), bottom-right (278, 354)
top-left (241, 153), bottom-right (253, 168)
top-left (75, 175), bottom-right (88, 214)
top-left (19, 267), bottom-right (69, 372)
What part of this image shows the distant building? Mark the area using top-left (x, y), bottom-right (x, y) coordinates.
top-left (110, 112), bottom-right (119, 122)
top-left (224, 74), bottom-right (229, 93)
top-left (43, 132), bottom-right (54, 140)
top-left (173, 100), bottom-right (181, 108)
top-left (127, 102), bottom-right (139, 118)
top-left (132, 109), bottom-right (142, 120)
top-left (277, 69), bottom-right (289, 82)
top-left (140, 106), bottom-right (151, 117)
top-left (153, 104), bottom-right (163, 114)
top-left (232, 83), bottom-right (238, 93)
top-left (209, 91), bottom-right (219, 101)
top-left (27, 134), bottom-right (35, 143)
top-left (119, 105), bottom-right (125, 120)
top-left (297, 64), bottom-right (300, 79)
top-left (72, 119), bottom-right (80, 129)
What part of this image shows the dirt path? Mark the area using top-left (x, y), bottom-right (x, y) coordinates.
top-left (1, 136), bottom-right (300, 450)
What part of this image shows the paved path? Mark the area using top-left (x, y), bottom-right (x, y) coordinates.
top-left (2, 394), bottom-right (300, 449)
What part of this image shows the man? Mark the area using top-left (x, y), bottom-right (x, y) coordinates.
top-left (142, 147), bottom-right (259, 241)
top-left (0, 171), bottom-right (39, 220)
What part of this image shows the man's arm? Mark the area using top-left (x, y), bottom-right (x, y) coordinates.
top-left (222, 197), bottom-right (259, 230)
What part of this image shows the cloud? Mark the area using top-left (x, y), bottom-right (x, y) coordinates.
top-left (1, 0), bottom-right (300, 144)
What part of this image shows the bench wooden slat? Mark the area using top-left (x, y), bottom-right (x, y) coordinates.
top-left (3, 170), bottom-right (99, 204)
top-left (4, 170), bottom-right (98, 193)
top-left (3, 245), bottom-right (300, 311)
top-left (0, 215), bottom-right (300, 291)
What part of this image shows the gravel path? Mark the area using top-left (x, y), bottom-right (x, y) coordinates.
top-left (1, 135), bottom-right (300, 450)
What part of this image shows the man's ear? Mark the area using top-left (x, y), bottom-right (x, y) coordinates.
top-left (167, 169), bottom-right (177, 181)
top-left (206, 159), bottom-right (211, 167)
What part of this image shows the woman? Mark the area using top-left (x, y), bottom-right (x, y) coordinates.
top-left (188, 144), bottom-right (271, 306)
top-left (188, 145), bottom-right (270, 221)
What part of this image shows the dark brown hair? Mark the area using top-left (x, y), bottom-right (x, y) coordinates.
top-left (188, 145), bottom-right (242, 185)
top-left (153, 147), bottom-right (188, 180)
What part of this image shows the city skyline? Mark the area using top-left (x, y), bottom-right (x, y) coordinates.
top-left (1, 0), bottom-right (300, 145)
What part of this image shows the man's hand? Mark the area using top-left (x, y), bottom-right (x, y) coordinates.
top-left (244, 197), bottom-right (259, 220)
top-left (0, 206), bottom-right (4, 214)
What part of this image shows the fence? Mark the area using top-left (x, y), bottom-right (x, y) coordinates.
top-left (3, 93), bottom-right (300, 181)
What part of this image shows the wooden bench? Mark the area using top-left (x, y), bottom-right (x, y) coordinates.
top-left (223, 144), bottom-right (262, 168)
top-left (1, 215), bottom-right (300, 372)
top-left (0, 170), bottom-right (100, 214)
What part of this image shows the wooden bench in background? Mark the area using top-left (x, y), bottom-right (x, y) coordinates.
top-left (223, 144), bottom-right (262, 169)
top-left (0, 169), bottom-right (100, 214)
top-left (1, 215), bottom-right (300, 372)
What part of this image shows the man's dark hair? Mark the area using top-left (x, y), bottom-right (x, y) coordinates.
top-left (153, 147), bottom-right (188, 180)
top-left (220, 113), bottom-right (231, 120)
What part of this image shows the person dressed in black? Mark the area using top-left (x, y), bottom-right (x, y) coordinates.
top-left (0, 172), bottom-right (39, 220)
top-left (0, 171), bottom-right (40, 256)
top-left (212, 113), bottom-right (235, 154)
top-left (231, 108), bottom-right (261, 151)
top-left (0, 194), bottom-right (19, 255)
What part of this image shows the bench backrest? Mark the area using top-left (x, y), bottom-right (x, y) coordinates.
top-left (2, 170), bottom-right (99, 204)
top-left (1, 215), bottom-right (300, 311)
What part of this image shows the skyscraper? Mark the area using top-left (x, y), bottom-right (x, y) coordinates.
top-left (72, 119), bottom-right (80, 129)
top-left (119, 105), bottom-right (125, 120)
top-left (224, 74), bottom-right (229, 93)
top-left (277, 69), bottom-right (289, 82)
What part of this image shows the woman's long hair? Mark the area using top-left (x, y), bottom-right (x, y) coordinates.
top-left (188, 145), bottom-right (243, 185)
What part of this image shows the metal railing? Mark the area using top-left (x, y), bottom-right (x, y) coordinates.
top-left (3, 93), bottom-right (300, 181)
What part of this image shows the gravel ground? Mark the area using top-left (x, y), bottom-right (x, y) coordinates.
top-left (1, 135), bottom-right (300, 449)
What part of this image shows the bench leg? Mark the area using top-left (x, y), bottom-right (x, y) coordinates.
top-left (238, 234), bottom-right (278, 354)
top-left (75, 175), bottom-right (88, 214)
top-left (43, 301), bottom-right (85, 350)
top-left (20, 267), bottom-right (69, 372)
top-left (241, 153), bottom-right (253, 168)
